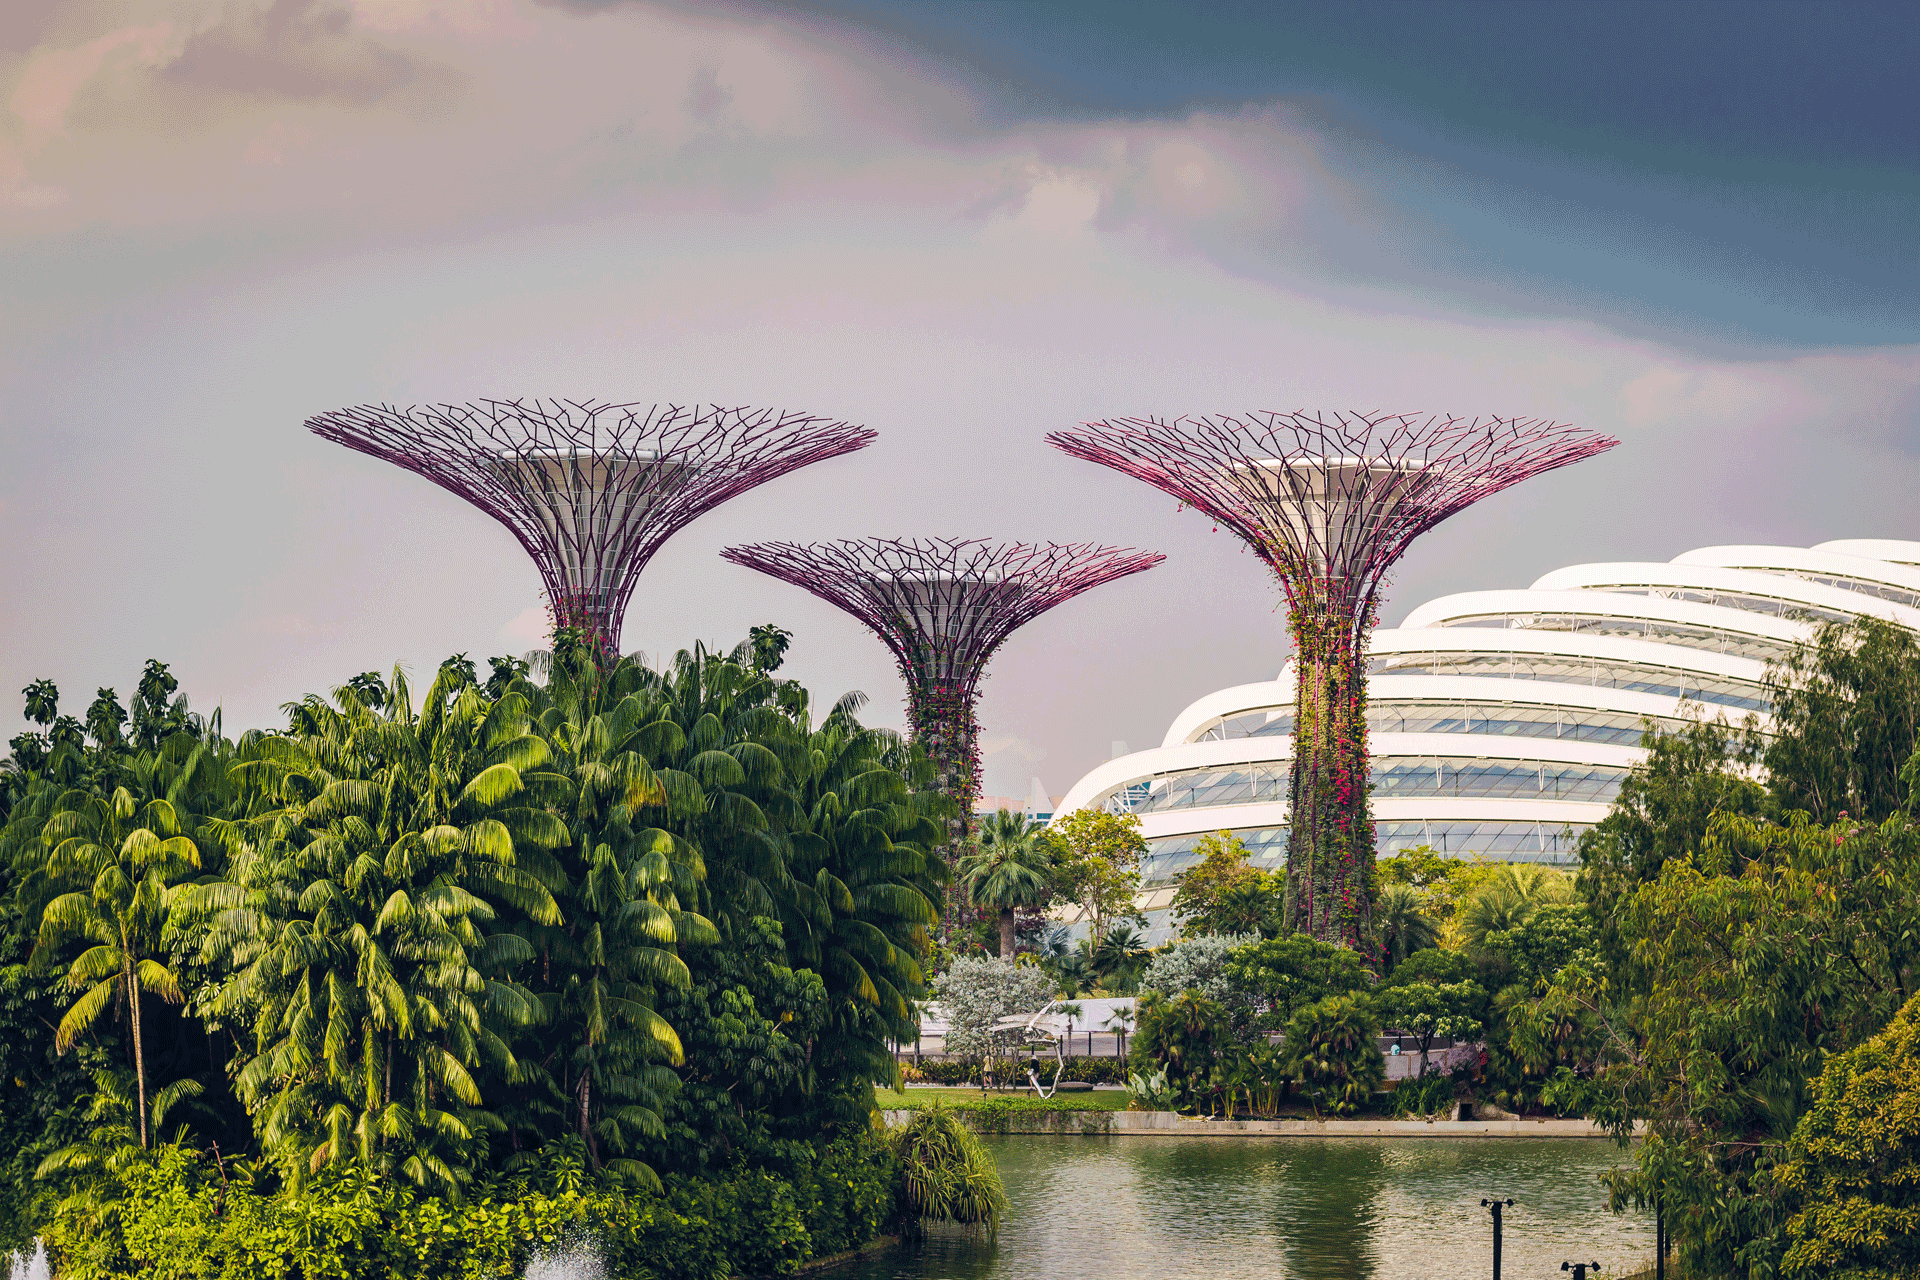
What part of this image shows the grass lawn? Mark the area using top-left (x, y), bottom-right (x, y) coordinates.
top-left (876, 1086), bottom-right (1133, 1112)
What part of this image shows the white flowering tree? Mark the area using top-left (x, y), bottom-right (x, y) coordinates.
top-left (940, 956), bottom-right (1056, 1086)
top-left (1138, 933), bottom-right (1252, 1005)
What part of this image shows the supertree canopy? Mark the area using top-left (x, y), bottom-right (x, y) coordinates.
top-left (1047, 410), bottom-right (1617, 951)
top-left (720, 537), bottom-right (1164, 860)
top-left (306, 400), bottom-right (874, 653)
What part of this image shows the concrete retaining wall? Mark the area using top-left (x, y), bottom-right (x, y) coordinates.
top-left (880, 1109), bottom-right (1625, 1138)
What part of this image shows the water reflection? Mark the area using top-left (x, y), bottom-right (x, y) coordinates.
top-left (831, 1136), bottom-right (1649, 1280)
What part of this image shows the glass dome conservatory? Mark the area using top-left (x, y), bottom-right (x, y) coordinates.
top-left (1054, 539), bottom-right (1920, 943)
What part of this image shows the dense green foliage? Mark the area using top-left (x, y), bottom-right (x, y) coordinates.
top-left (38, 1132), bottom-right (899, 1280)
top-left (1766, 616), bottom-right (1920, 824)
top-left (1468, 614), bottom-right (1920, 1278)
top-left (0, 641), bottom-right (950, 1276)
top-left (1167, 832), bottom-right (1285, 939)
top-left (954, 810), bottom-right (1054, 961)
top-left (1775, 990), bottom-right (1920, 1279)
top-left (886, 1107), bottom-right (1007, 1235)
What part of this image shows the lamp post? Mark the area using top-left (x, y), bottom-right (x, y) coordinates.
top-left (1481, 1197), bottom-right (1513, 1279)
top-left (1562, 1262), bottom-right (1602, 1280)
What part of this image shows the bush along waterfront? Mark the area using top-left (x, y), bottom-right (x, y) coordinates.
top-left (0, 640), bottom-right (1000, 1279)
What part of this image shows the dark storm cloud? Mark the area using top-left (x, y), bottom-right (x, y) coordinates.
top-left (735, 0), bottom-right (1920, 352)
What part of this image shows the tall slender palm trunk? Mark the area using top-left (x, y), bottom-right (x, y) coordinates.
top-left (578, 1062), bottom-right (599, 1167)
top-left (998, 909), bottom-right (1016, 960)
top-left (124, 946), bottom-right (148, 1148)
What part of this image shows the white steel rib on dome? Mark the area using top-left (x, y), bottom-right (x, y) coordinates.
top-left (1053, 539), bottom-right (1918, 944)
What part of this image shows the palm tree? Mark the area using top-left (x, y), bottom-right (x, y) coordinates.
top-left (955, 809), bottom-right (1054, 959)
top-left (1048, 943), bottom-right (1094, 998)
top-left (31, 784), bottom-right (202, 1148)
top-left (1091, 922), bottom-right (1150, 992)
top-left (1461, 864), bottom-right (1573, 952)
top-left (784, 699), bottom-right (944, 1090)
top-left (194, 664), bottom-right (563, 1193)
top-left (510, 648), bottom-right (715, 1181)
top-left (1375, 883), bottom-right (1440, 971)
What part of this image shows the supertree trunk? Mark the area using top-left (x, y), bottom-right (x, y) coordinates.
top-left (908, 682), bottom-right (981, 865)
top-left (1285, 584), bottom-right (1376, 946)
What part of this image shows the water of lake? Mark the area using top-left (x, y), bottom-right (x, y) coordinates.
top-left (832, 1135), bottom-right (1653, 1280)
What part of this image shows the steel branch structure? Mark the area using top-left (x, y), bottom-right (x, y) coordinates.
top-left (720, 537), bottom-right (1164, 859)
top-left (307, 400), bottom-right (874, 653)
top-left (1047, 410), bottom-right (1617, 951)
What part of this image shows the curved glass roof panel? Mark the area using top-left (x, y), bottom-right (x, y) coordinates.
top-left (1373, 758), bottom-right (1626, 803)
top-left (1128, 756), bottom-right (1629, 814)
top-left (1739, 568), bottom-right (1920, 610)
top-left (1367, 651), bottom-right (1769, 711)
top-left (1431, 612), bottom-right (1794, 662)
top-left (1581, 584), bottom-right (1853, 625)
top-left (1200, 700), bottom-right (1694, 747)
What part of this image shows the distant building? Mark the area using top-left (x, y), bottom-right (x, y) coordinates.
top-left (1054, 539), bottom-right (1920, 943)
top-left (971, 779), bottom-right (1064, 824)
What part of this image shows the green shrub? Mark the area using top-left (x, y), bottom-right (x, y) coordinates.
top-left (899, 1055), bottom-right (1125, 1087)
top-left (888, 1108), bottom-right (1007, 1236)
top-left (1126, 1069), bottom-right (1177, 1110)
top-left (39, 1133), bottom-right (901, 1280)
top-left (899, 1058), bottom-right (979, 1086)
top-left (1776, 992), bottom-right (1920, 1279)
top-left (1281, 994), bottom-right (1386, 1115)
top-left (1387, 1072), bottom-right (1455, 1118)
top-left (1129, 991), bottom-right (1232, 1109)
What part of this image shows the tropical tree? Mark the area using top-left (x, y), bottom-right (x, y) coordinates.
top-left (1280, 993), bottom-right (1385, 1114)
top-left (1090, 921), bottom-right (1150, 992)
top-left (192, 664), bottom-right (564, 1193)
top-left (1766, 615), bottom-right (1920, 825)
top-left (1459, 863), bottom-right (1573, 952)
top-left (1169, 832), bottom-right (1281, 937)
top-left (1223, 932), bottom-right (1372, 1027)
top-left (547, 641), bottom-right (942, 1117)
top-left (1574, 715), bottom-right (1769, 953)
top-left (782, 703), bottom-right (944, 1100)
top-left (507, 646), bottom-right (712, 1179)
top-left (1045, 943), bottom-right (1095, 999)
top-left (31, 785), bottom-right (202, 1148)
top-left (1129, 990), bottom-right (1230, 1106)
top-left (1374, 883), bottom-right (1439, 972)
top-left (1372, 980), bottom-right (1483, 1079)
top-left (1049, 808), bottom-right (1145, 944)
top-left (939, 954), bottom-right (1053, 1084)
top-left (1139, 933), bottom-right (1247, 1006)
top-left (955, 809), bottom-right (1054, 959)
top-left (1775, 989), bottom-right (1920, 1279)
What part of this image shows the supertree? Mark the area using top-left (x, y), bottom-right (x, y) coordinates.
top-left (1047, 411), bottom-right (1616, 950)
top-left (719, 538), bottom-right (1164, 861)
top-left (306, 400), bottom-right (874, 654)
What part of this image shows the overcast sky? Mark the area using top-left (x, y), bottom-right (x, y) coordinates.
top-left (3, 0), bottom-right (1917, 798)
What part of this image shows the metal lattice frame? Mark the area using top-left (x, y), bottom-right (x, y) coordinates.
top-left (720, 538), bottom-right (1164, 860)
top-left (308, 400), bottom-right (874, 653)
top-left (1047, 410), bottom-right (1617, 952)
